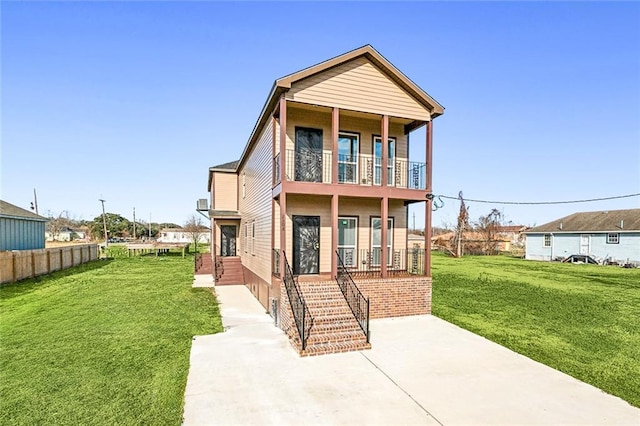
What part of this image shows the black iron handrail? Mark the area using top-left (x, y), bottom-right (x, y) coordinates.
top-left (214, 255), bottom-right (223, 281)
top-left (335, 250), bottom-right (370, 343)
top-left (194, 252), bottom-right (203, 273)
top-left (282, 251), bottom-right (313, 350)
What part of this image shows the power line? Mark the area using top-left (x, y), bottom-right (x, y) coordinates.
top-left (430, 192), bottom-right (640, 206)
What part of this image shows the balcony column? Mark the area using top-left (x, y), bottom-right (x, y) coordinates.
top-left (332, 107), bottom-right (339, 184)
top-left (424, 119), bottom-right (433, 277)
top-left (381, 197), bottom-right (388, 278)
top-left (279, 96), bottom-right (287, 186)
top-left (279, 193), bottom-right (287, 278)
top-left (279, 96), bottom-right (288, 278)
top-left (331, 194), bottom-right (338, 278)
top-left (381, 114), bottom-right (389, 187)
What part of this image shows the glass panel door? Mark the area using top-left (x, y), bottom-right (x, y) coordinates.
top-left (338, 133), bottom-right (358, 184)
top-left (371, 217), bottom-right (393, 266)
top-left (295, 128), bottom-right (323, 182)
top-left (373, 137), bottom-right (396, 185)
top-left (338, 217), bottom-right (357, 266)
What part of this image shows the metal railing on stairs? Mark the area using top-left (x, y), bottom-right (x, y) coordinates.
top-left (336, 250), bottom-right (370, 343)
top-left (194, 253), bottom-right (203, 273)
top-left (282, 251), bottom-right (313, 350)
top-left (214, 255), bottom-right (224, 281)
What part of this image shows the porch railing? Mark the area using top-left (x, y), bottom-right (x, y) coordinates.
top-left (282, 251), bottom-right (313, 350)
top-left (338, 248), bottom-right (425, 277)
top-left (336, 250), bottom-right (370, 343)
top-left (276, 150), bottom-right (426, 190)
top-left (272, 248), bottom-right (280, 277)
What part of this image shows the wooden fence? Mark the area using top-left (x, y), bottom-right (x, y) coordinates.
top-left (0, 244), bottom-right (99, 284)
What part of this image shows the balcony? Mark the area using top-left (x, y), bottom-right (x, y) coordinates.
top-left (274, 150), bottom-right (426, 190)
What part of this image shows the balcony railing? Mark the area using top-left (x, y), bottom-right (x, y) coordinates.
top-left (273, 150), bottom-right (426, 190)
top-left (338, 248), bottom-right (425, 277)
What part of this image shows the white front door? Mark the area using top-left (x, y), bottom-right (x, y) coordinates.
top-left (580, 234), bottom-right (590, 255)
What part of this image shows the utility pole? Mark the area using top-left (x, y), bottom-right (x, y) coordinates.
top-left (99, 199), bottom-right (108, 247)
top-left (133, 207), bottom-right (136, 240)
top-left (149, 213), bottom-right (152, 239)
top-left (32, 188), bottom-right (39, 215)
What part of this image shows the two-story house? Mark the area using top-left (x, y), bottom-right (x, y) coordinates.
top-left (207, 45), bottom-right (444, 355)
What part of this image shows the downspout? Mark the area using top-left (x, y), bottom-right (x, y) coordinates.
top-left (550, 232), bottom-right (554, 261)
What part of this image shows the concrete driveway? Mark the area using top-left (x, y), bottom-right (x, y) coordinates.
top-left (183, 284), bottom-right (640, 425)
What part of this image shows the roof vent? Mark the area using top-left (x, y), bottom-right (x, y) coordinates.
top-left (559, 222), bottom-right (563, 230)
top-left (620, 219), bottom-right (624, 229)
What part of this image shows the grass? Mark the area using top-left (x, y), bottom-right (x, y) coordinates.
top-left (0, 254), bottom-right (222, 425)
top-left (432, 252), bottom-right (640, 407)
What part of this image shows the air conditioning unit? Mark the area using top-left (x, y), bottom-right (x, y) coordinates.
top-left (196, 199), bottom-right (208, 211)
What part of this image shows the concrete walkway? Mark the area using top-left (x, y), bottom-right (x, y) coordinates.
top-left (183, 284), bottom-right (640, 426)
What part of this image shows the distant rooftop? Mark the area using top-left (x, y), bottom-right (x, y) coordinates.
top-left (526, 209), bottom-right (640, 233)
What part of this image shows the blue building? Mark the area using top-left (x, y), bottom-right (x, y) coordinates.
top-left (0, 200), bottom-right (47, 251)
top-left (525, 209), bottom-right (640, 264)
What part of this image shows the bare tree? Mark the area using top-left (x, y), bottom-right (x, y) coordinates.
top-left (46, 210), bottom-right (72, 241)
top-left (476, 208), bottom-right (503, 255)
top-left (453, 192), bottom-right (470, 257)
top-left (183, 214), bottom-right (207, 252)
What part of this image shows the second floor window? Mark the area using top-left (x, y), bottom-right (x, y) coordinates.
top-left (338, 133), bottom-right (359, 184)
top-left (373, 136), bottom-right (396, 186)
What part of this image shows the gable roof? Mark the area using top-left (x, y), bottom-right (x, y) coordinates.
top-left (237, 44), bottom-right (444, 172)
top-left (210, 160), bottom-right (239, 171)
top-left (0, 200), bottom-right (48, 222)
top-left (525, 209), bottom-right (640, 233)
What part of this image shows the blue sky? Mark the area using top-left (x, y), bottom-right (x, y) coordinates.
top-left (2, 2), bottom-right (639, 228)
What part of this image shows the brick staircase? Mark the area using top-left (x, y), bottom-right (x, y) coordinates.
top-left (291, 280), bottom-right (371, 356)
top-left (194, 253), bottom-right (213, 275)
top-left (216, 256), bottom-right (244, 285)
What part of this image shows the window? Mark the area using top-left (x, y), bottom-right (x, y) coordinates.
top-left (338, 133), bottom-right (359, 184)
top-left (244, 223), bottom-right (249, 253)
top-left (373, 136), bottom-right (396, 185)
top-left (251, 221), bottom-right (256, 255)
top-left (371, 217), bottom-right (393, 266)
top-left (338, 217), bottom-right (357, 266)
top-left (607, 233), bottom-right (619, 244)
top-left (543, 234), bottom-right (552, 247)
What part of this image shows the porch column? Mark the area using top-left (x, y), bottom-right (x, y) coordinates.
top-left (332, 107), bottom-right (339, 184)
top-left (381, 114), bottom-right (389, 187)
top-left (331, 194), bottom-right (338, 278)
top-left (279, 96), bottom-right (287, 186)
top-left (381, 197), bottom-right (388, 278)
top-left (211, 217), bottom-right (217, 277)
top-left (424, 119), bottom-right (433, 277)
top-left (279, 96), bottom-right (288, 279)
top-left (279, 193), bottom-right (287, 278)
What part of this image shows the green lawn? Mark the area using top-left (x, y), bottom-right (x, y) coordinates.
top-left (432, 253), bottom-right (640, 407)
top-left (0, 255), bottom-right (222, 425)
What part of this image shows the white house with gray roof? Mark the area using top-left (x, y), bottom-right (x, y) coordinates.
top-left (524, 209), bottom-right (640, 264)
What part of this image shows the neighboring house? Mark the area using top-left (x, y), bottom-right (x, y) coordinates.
top-left (45, 227), bottom-right (88, 242)
top-left (157, 228), bottom-right (210, 244)
top-left (525, 209), bottom-right (640, 264)
top-left (207, 45), bottom-right (444, 355)
top-left (0, 200), bottom-right (47, 251)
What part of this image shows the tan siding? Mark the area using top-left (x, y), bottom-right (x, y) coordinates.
top-left (286, 57), bottom-right (430, 121)
top-left (238, 119), bottom-right (274, 284)
top-left (285, 107), bottom-right (408, 168)
top-left (338, 198), bottom-right (407, 253)
top-left (213, 173), bottom-right (238, 211)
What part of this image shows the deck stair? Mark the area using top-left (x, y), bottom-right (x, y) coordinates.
top-left (216, 256), bottom-right (244, 285)
top-left (291, 280), bottom-right (371, 356)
